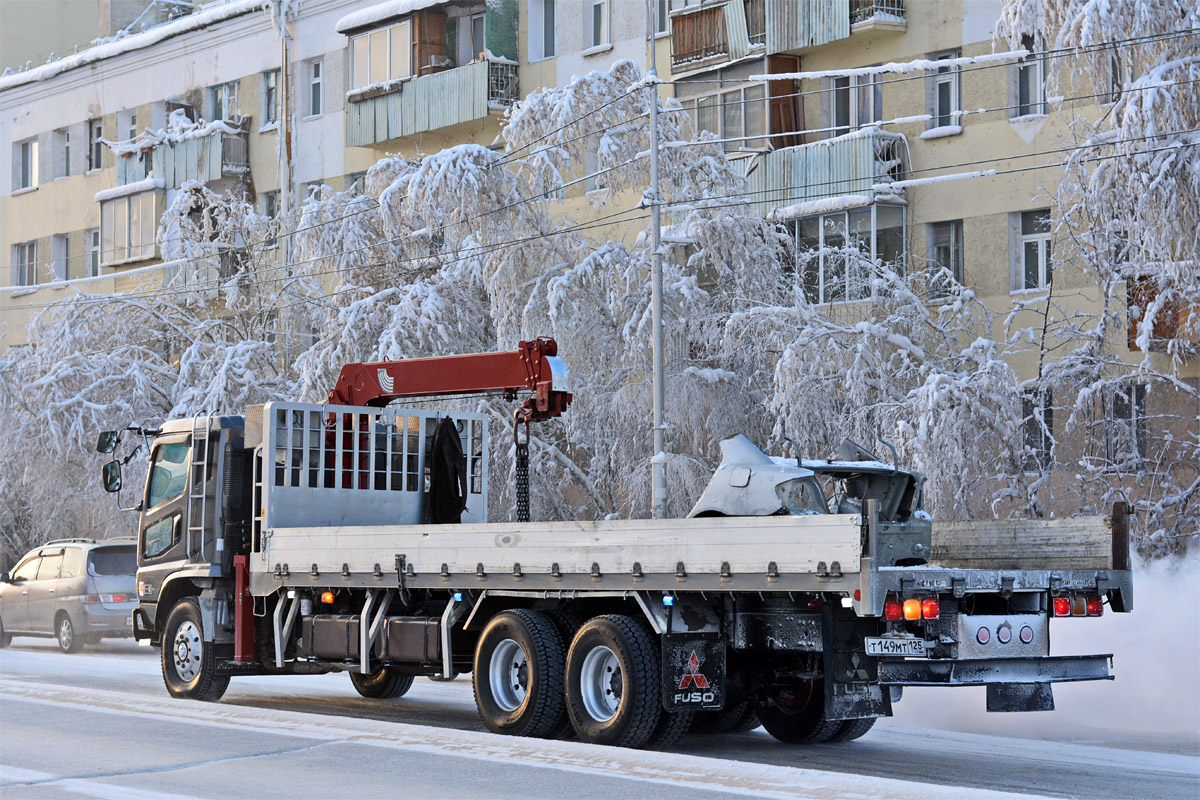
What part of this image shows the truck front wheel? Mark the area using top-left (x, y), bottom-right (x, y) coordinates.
top-left (350, 667), bottom-right (415, 699)
top-left (566, 615), bottom-right (662, 749)
top-left (161, 599), bottom-right (230, 702)
top-left (473, 609), bottom-right (566, 738)
top-left (754, 678), bottom-right (841, 744)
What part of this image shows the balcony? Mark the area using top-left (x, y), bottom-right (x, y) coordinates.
top-left (745, 129), bottom-right (907, 219)
top-left (1127, 276), bottom-right (1200, 352)
top-left (346, 59), bottom-right (518, 147)
top-left (114, 122), bottom-right (249, 189)
top-left (670, 0), bottom-right (906, 72)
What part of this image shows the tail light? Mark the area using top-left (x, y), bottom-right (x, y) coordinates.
top-left (1086, 595), bottom-right (1104, 616)
top-left (902, 598), bottom-right (921, 621)
top-left (84, 594), bottom-right (131, 604)
top-left (921, 598), bottom-right (940, 620)
top-left (82, 595), bottom-right (101, 604)
top-left (1052, 596), bottom-right (1071, 617)
top-left (883, 598), bottom-right (903, 621)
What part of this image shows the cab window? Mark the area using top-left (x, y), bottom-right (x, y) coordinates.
top-left (10, 556), bottom-right (40, 581)
top-left (147, 441), bottom-right (190, 509)
top-left (36, 552), bottom-right (63, 580)
top-left (142, 516), bottom-right (179, 560)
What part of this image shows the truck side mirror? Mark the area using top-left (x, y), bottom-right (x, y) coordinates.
top-left (97, 431), bottom-right (119, 454)
top-left (102, 460), bottom-right (123, 493)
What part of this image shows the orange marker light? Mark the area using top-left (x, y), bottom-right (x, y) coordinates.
top-left (902, 598), bottom-right (921, 621)
top-left (321, 591), bottom-right (335, 604)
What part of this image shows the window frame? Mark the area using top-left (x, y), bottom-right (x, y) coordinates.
top-left (1104, 382), bottom-right (1147, 465)
top-left (15, 138), bottom-right (39, 190)
top-left (791, 203), bottom-right (907, 304)
top-left (100, 190), bottom-right (158, 266)
top-left (931, 50), bottom-right (962, 129)
top-left (11, 240), bottom-right (39, 287)
top-left (529, 0), bottom-right (556, 60)
top-left (929, 219), bottom-right (964, 299)
top-left (1020, 209), bottom-right (1052, 291)
top-left (679, 82), bottom-right (769, 152)
top-left (1016, 34), bottom-right (1047, 117)
top-left (88, 121), bottom-right (103, 171)
top-left (831, 72), bottom-right (882, 137)
top-left (51, 233), bottom-right (70, 281)
top-left (53, 127), bottom-right (71, 180)
top-left (263, 69), bottom-right (280, 125)
top-left (1105, 48), bottom-right (1123, 104)
top-left (310, 60), bottom-right (324, 116)
top-left (349, 20), bottom-right (413, 91)
top-left (588, 0), bottom-right (610, 49)
top-left (86, 228), bottom-right (101, 278)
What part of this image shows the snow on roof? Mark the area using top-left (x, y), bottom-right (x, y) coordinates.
top-left (335, 0), bottom-right (447, 34)
top-left (767, 194), bottom-right (871, 222)
top-left (95, 177), bottom-right (165, 203)
top-left (0, 0), bottom-right (267, 92)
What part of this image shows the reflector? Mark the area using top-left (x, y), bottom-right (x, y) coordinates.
top-left (1020, 625), bottom-right (1034, 643)
top-left (884, 598), bottom-right (903, 621)
top-left (997, 625), bottom-right (1012, 644)
top-left (902, 598), bottom-right (921, 621)
top-left (976, 626), bottom-right (990, 644)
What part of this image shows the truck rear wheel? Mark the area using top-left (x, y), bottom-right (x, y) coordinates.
top-left (473, 609), bottom-right (566, 738)
top-left (828, 716), bottom-right (876, 742)
top-left (754, 678), bottom-right (841, 744)
top-left (350, 667), bottom-right (415, 699)
top-left (566, 615), bottom-right (662, 749)
top-left (690, 699), bottom-right (760, 735)
top-left (161, 599), bottom-right (230, 702)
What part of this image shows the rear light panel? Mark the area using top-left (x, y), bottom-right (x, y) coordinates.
top-left (83, 593), bottom-right (131, 604)
top-left (1052, 594), bottom-right (1104, 617)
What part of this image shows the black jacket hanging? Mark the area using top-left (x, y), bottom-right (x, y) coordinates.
top-left (427, 416), bottom-right (468, 524)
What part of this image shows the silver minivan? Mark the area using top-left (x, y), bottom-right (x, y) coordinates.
top-left (0, 539), bottom-right (138, 652)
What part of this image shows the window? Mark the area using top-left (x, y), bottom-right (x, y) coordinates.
top-left (310, 61), bottom-right (324, 116)
top-left (791, 204), bottom-right (905, 304)
top-left (54, 128), bottom-right (71, 179)
top-left (36, 552), bottom-right (62, 581)
top-left (15, 138), bottom-right (38, 190)
top-left (263, 70), bottom-right (280, 125)
top-left (654, 0), bottom-right (669, 34)
top-left (11, 241), bottom-right (38, 286)
top-left (60, 548), bottom-right (83, 579)
top-left (588, 0), bottom-right (609, 48)
top-left (1016, 34), bottom-right (1047, 117)
top-left (1105, 383), bottom-right (1147, 464)
top-left (1106, 49), bottom-right (1123, 104)
top-left (209, 80), bottom-right (240, 121)
top-left (831, 73), bottom-right (881, 136)
top-left (530, 0), bottom-right (555, 60)
top-left (51, 234), bottom-right (70, 281)
top-left (85, 228), bottom-right (100, 277)
top-left (126, 110), bottom-right (138, 141)
top-left (931, 51), bottom-right (961, 128)
top-left (350, 22), bottom-right (411, 91)
top-left (345, 172), bottom-right (367, 194)
top-left (10, 556), bottom-right (40, 582)
top-left (1022, 390), bottom-right (1054, 472)
top-left (146, 441), bottom-right (189, 509)
top-left (90, 545), bottom-right (136, 575)
top-left (470, 12), bottom-right (486, 60)
top-left (261, 190), bottom-right (279, 247)
top-left (1020, 209), bottom-right (1052, 290)
top-left (88, 121), bottom-right (103, 171)
top-left (100, 191), bottom-right (157, 265)
top-left (929, 220), bottom-right (963, 299)
top-left (142, 515), bottom-right (180, 560)
top-left (680, 84), bottom-right (767, 151)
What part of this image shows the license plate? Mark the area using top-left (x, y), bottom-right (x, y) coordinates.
top-left (864, 636), bottom-right (927, 657)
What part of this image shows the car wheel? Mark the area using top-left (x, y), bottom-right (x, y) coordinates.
top-left (472, 609), bottom-right (567, 739)
top-left (566, 615), bottom-right (662, 749)
top-left (161, 598), bottom-right (230, 701)
top-left (56, 613), bottom-right (83, 654)
top-left (350, 667), bottom-right (415, 699)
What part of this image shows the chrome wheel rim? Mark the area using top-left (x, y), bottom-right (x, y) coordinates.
top-left (489, 638), bottom-right (528, 712)
top-left (58, 618), bottom-right (73, 650)
top-left (171, 620), bottom-right (202, 682)
top-left (579, 645), bottom-right (622, 722)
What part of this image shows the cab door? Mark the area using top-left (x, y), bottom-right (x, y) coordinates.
top-left (27, 549), bottom-right (63, 632)
top-left (136, 436), bottom-right (190, 610)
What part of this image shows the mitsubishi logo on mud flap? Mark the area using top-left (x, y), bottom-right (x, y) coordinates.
top-left (678, 650), bottom-right (710, 690)
top-left (377, 369), bottom-right (394, 392)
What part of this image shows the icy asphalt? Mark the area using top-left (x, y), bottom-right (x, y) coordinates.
top-left (0, 640), bottom-right (1196, 800)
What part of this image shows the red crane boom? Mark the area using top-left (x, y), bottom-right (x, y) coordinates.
top-left (325, 338), bottom-right (572, 422)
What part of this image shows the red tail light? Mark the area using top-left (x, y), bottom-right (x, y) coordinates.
top-left (107, 594), bottom-right (131, 603)
top-left (1052, 596), bottom-right (1071, 617)
top-left (921, 598), bottom-right (940, 620)
top-left (883, 598), bottom-right (903, 621)
top-left (1086, 595), bottom-right (1104, 616)
top-left (82, 595), bottom-right (101, 604)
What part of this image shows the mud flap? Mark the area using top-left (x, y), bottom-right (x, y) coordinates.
top-left (662, 633), bottom-right (725, 711)
top-left (987, 682), bottom-right (1054, 712)
top-left (823, 602), bottom-right (891, 721)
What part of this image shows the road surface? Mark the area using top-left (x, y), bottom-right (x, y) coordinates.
top-left (1, 639), bottom-right (1196, 799)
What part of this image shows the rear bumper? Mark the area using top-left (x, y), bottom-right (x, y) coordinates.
top-left (878, 654), bottom-right (1113, 686)
top-left (80, 603), bottom-right (137, 635)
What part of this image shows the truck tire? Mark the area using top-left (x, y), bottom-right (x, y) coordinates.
top-left (350, 667), bottom-right (415, 699)
top-left (647, 709), bottom-right (694, 750)
top-left (754, 679), bottom-right (841, 745)
top-left (565, 615), bottom-right (662, 749)
top-left (56, 613), bottom-right (82, 653)
top-left (828, 716), bottom-right (876, 742)
top-left (690, 699), bottom-right (759, 734)
top-left (161, 599), bottom-right (230, 702)
top-left (473, 609), bottom-right (567, 738)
